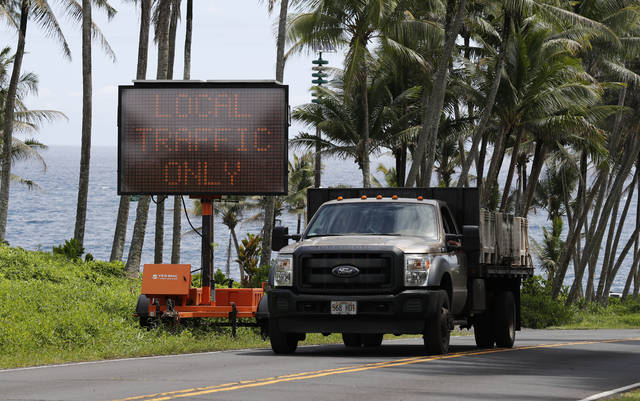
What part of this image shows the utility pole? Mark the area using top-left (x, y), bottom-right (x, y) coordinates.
top-left (311, 52), bottom-right (328, 188)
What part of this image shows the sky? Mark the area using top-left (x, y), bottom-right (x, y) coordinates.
top-left (2, 0), bottom-right (338, 147)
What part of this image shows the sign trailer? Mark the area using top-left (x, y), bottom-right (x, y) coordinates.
top-left (119, 81), bottom-right (288, 332)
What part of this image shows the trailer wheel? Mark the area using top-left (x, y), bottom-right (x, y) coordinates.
top-left (424, 290), bottom-right (450, 355)
top-left (342, 333), bottom-right (362, 347)
top-left (268, 319), bottom-right (298, 354)
top-left (493, 291), bottom-right (516, 348)
top-left (361, 334), bottom-right (383, 347)
top-left (473, 313), bottom-right (494, 348)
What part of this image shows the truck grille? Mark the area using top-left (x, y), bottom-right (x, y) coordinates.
top-left (297, 252), bottom-right (396, 293)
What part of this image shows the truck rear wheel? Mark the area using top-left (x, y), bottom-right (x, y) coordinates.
top-left (473, 313), bottom-right (494, 348)
top-left (424, 290), bottom-right (450, 355)
top-left (269, 319), bottom-right (298, 354)
top-left (342, 333), bottom-right (362, 347)
top-left (493, 291), bottom-right (516, 348)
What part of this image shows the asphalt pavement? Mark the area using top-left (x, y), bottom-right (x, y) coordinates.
top-left (1, 329), bottom-right (639, 401)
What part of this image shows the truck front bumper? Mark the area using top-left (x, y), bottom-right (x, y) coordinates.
top-left (267, 289), bottom-right (441, 334)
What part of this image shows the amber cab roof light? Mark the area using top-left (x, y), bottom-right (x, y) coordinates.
top-left (392, 195), bottom-right (398, 200)
top-left (361, 195), bottom-right (367, 200)
top-left (376, 195), bottom-right (383, 199)
top-left (337, 196), bottom-right (343, 201)
top-left (417, 196), bottom-right (424, 201)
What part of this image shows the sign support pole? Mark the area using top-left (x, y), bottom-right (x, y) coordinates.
top-left (201, 198), bottom-right (214, 302)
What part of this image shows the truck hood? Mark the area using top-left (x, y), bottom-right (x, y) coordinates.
top-left (278, 235), bottom-right (442, 254)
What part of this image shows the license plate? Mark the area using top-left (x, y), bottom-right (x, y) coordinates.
top-left (331, 301), bottom-right (357, 315)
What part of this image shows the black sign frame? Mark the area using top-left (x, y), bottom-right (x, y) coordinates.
top-left (117, 81), bottom-right (289, 196)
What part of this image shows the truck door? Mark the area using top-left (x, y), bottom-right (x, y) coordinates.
top-left (440, 206), bottom-right (467, 314)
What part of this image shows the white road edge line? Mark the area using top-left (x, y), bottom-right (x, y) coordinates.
top-left (578, 381), bottom-right (640, 401)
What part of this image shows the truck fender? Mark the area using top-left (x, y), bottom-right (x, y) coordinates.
top-left (427, 256), bottom-right (451, 290)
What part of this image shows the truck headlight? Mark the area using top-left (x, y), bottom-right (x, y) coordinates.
top-left (274, 255), bottom-right (293, 287)
top-left (404, 254), bottom-right (431, 287)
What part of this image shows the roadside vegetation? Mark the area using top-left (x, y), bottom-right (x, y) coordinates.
top-left (607, 389), bottom-right (640, 401)
top-left (0, 244), bottom-right (636, 369)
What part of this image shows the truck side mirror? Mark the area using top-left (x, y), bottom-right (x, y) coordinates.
top-left (272, 226), bottom-right (289, 251)
top-left (445, 233), bottom-right (462, 252)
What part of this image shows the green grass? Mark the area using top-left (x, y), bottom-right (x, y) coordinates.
top-left (0, 245), bottom-right (355, 368)
top-left (521, 276), bottom-right (640, 329)
top-left (602, 388), bottom-right (640, 401)
top-left (552, 299), bottom-right (640, 329)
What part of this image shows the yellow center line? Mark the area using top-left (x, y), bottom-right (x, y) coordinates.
top-left (111, 337), bottom-right (640, 401)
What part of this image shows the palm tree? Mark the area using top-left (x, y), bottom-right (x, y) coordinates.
top-left (124, 0), bottom-right (156, 276)
top-left (259, 0), bottom-right (289, 271)
top-left (371, 163), bottom-right (398, 188)
top-left (287, 152), bottom-right (314, 233)
top-left (112, 0), bottom-right (152, 263)
top-left (405, 0), bottom-right (468, 187)
top-left (0, 0), bottom-right (71, 243)
top-left (171, 0), bottom-right (191, 265)
top-left (289, 0), bottom-right (433, 188)
top-left (152, 0), bottom-right (172, 264)
top-left (74, 0), bottom-right (117, 248)
top-left (0, 47), bottom-right (67, 189)
top-left (292, 71), bottom-right (418, 185)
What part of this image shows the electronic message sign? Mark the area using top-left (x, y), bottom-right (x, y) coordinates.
top-left (118, 81), bottom-right (288, 195)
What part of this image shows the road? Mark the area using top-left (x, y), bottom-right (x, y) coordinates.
top-left (1, 329), bottom-right (639, 401)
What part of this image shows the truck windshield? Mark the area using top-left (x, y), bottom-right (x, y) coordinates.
top-left (305, 203), bottom-right (439, 240)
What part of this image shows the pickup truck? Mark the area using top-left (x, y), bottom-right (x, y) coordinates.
top-left (264, 188), bottom-right (533, 354)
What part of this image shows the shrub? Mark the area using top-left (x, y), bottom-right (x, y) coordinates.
top-left (53, 238), bottom-right (84, 260)
top-left (521, 275), bottom-right (574, 328)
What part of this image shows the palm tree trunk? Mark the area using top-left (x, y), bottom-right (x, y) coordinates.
top-left (73, 0), bottom-right (93, 249)
top-left (518, 142), bottom-right (547, 217)
top-left (600, 168), bottom-right (639, 302)
top-left (110, 0), bottom-right (151, 261)
top-left (125, 0), bottom-right (163, 274)
top-left (361, 64), bottom-right (371, 188)
top-left (624, 161), bottom-right (640, 300)
top-left (110, 196), bottom-right (129, 261)
top-left (126, 196), bottom-right (150, 277)
top-left (499, 127), bottom-right (524, 212)
top-left (477, 134), bottom-right (487, 188)
top-left (259, 0), bottom-right (288, 269)
top-left (168, 0), bottom-right (183, 265)
top-left (183, 0), bottom-right (192, 80)
top-left (564, 138), bottom-right (640, 304)
top-left (171, 196), bottom-right (181, 264)
top-left (0, 0), bottom-right (29, 243)
top-left (405, 0), bottom-right (467, 187)
top-left (457, 16), bottom-right (508, 188)
top-left (552, 174), bottom-right (603, 298)
top-left (153, 0), bottom-right (171, 264)
top-left (482, 125), bottom-right (510, 209)
top-left (230, 227), bottom-right (242, 279)
top-left (225, 234), bottom-right (232, 277)
top-left (166, 0), bottom-right (180, 80)
top-left (602, 225), bottom-right (640, 306)
top-left (595, 194), bottom-right (621, 301)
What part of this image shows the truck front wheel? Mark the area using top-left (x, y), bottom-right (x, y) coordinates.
top-left (493, 291), bottom-right (516, 348)
top-left (424, 290), bottom-right (451, 355)
top-left (269, 319), bottom-right (298, 354)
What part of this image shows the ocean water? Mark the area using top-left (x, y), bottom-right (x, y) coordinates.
top-left (6, 146), bottom-right (638, 292)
